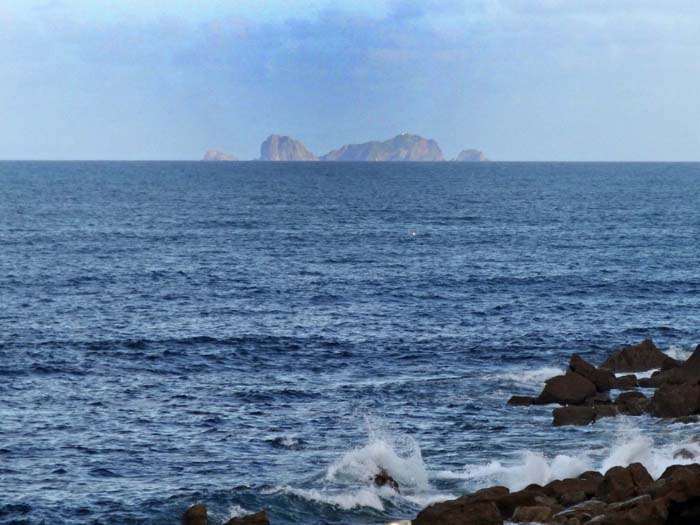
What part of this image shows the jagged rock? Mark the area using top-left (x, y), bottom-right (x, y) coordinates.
top-left (260, 135), bottom-right (317, 161)
top-left (601, 339), bottom-right (678, 373)
top-left (614, 375), bottom-right (639, 390)
top-left (225, 511), bottom-right (269, 525)
top-left (553, 406), bottom-right (596, 426)
top-left (646, 344), bottom-right (700, 387)
top-left (511, 505), bottom-right (552, 522)
top-left (535, 372), bottom-right (597, 406)
top-left (507, 396), bottom-right (534, 407)
top-left (321, 134), bottom-right (444, 161)
top-left (569, 354), bottom-right (615, 392)
top-left (374, 468), bottom-right (400, 492)
top-left (616, 391), bottom-right (649, 416)
top-left (181, 504), bottom-right (208, 525)
top-left (412, 486), bottom-right (507, 525)
top-left (649, 383), bottom-right (700, 418)
top-left (596, 463), bottom-right (653, 503)
top-left (673, 448), bottom-right (695, 460)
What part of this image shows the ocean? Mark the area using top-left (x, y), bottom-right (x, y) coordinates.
top-left (2, 161), bottom-right (700, 524)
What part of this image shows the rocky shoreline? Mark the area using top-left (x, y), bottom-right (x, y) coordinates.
top-left (182, 340), bottom-right (700, 525)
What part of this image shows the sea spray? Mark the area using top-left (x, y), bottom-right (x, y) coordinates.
top-left (325, 417), bottom-right (430, 490)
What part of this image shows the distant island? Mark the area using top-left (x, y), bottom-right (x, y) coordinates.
top-left (322, 133), bottom-right (444, 161)
top-left (201, 133), bottom-right (488, 162)
top-left (202, 150), bottom-right (238, 161)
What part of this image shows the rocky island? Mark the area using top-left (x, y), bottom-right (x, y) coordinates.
top-left (455, 149), bottom-right (488, 162)
top-left (259, 135), bottom-right (317, 161)
top-left (203, 134), bottom-right (488, 162)
top-left (321, 133), bottom-right (444, 161)
top-left (201, 150), bottom-right (238, 161)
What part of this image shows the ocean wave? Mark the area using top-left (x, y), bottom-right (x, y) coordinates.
top-left (325, 418), bottom-right (429, 490)
top-left (271, 486), bottom-right (385, 511)
top-left (439, 421), bottom-right (700, 492)
top-left (492, 366), bottom-right (565, 386)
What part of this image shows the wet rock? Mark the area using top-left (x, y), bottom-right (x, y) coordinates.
top-left (511, 505), bottom-right (552, 522)
top-left (601, 339), bottom-right (678, 373)
top-left (534, 372), bottom-right (597, 406)
top-left (181, 504), bottom-right (207, 525)
top-left (614, 375), bottom-right (639, 390)
top-left (374, 468), bottom-right (400, 492)
top-left (553, 498), bottom-right (607, 523)
top-left (553, 406), bottom-right (596, 426)
top-left (673, 448), bottom-right (695, 460)
top-left (494, 487), bottom-right (554, 518)
top-left (545, 472), bottom-right (603, 506)
top-left (585, 392), bottom-right (612, 406)
top-left (412, 486), bottom-right (507, 525)
top-left (569, 354), bottom-right (615, 392)
top-left (591, 494), bottom-right (668, 525)
top-left (649, 383), bottom-right (700, 418)
top-left (507, 396), bottom-right (534, 407)
top-left (225, 511), bottom-right (269, 525)
top-left (596, 463), bottom-right (653, 503)
top-left (594, 404), bottom-right (620, 419)
top-left (646, 344), bottom-right (700, 387)
top-left (616, 391), bottom-right (649, 416)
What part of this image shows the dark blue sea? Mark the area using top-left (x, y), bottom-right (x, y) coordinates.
top-left (3, 161), bottom-right (700, 525)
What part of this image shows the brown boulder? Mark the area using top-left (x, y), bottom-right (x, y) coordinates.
top-left (600, 339), bottom-right (677, 373)
top-left (553, 498), bottom-right (607, 523)
top-left (545, 472), bottom-right (602, 506)
top-left (507, 396), bottom-right (534, 407)
top-left (616, 391), bottom-right (649, 416)
top-left (535, 372), bottom-right (597, 406)
top-left (414, 486), bottom-right (507, 525)
top-left (553, 406), bottom-right (596, 426)
top-left (181, 504), bottom-right (208, 525)
top-left (596, 463), bottom-right (653, 503)
top-left (614, 375), bottom-right (639, 390)
top-left (225, 511), bottom-right (269, 525)
top-left (374, 468), bottom-right (400, 492)
top-left (649, 383), bottom-right (700, 418)
top-left (594, 404), bottom-right (620, 419)
top-left (511, 505), bottom-right (552, 522)
top-left (589, 494), bottom-right (667, 525)
top-left (570, 354), bottom-right (615, 392)
top-left (646, 344), bottom-right (700, 387)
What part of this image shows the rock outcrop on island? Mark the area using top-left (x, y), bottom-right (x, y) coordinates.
top-left (201, 150), bottom-right (238, 161)
top-left (454, 149), bottom-right (488, 162)
top-left (321, 133), bottom-right (444, 162)
top-left (260, 135), bottom-right (317, 161)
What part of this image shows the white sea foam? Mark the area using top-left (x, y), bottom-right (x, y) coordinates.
top-left (493, 366), bottom-right (564, 386)
top-left (225, 505), bottom-right (251, 520)
top-left (325, 418), bottom-right (430, 490)
top-left (667, 344), bottom-right (693, 362)
top-left (276, 486), bottom-right (385, 510)
top-left (435, 417), bottom-right (700, 494)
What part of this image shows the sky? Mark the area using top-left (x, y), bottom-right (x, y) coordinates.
top-left (1, 0), bottom-right (699, 161)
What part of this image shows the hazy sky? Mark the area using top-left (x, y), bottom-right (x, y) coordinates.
top-left (1, 0), bottom-right (699, 160)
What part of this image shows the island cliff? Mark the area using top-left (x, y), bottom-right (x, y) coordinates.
top-left (321, 133), bottom-right (444, 161)
top-left (260, 135), bottom-right (317, 161)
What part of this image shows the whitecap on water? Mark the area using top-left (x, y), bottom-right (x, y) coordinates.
top-left (273, 485), bottom-right (386, 511)
top-left (492, 366), bottom-right (564, 386)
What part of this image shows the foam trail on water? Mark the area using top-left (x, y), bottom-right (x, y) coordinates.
top-left (275, 485), bottom-right (385, 510)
